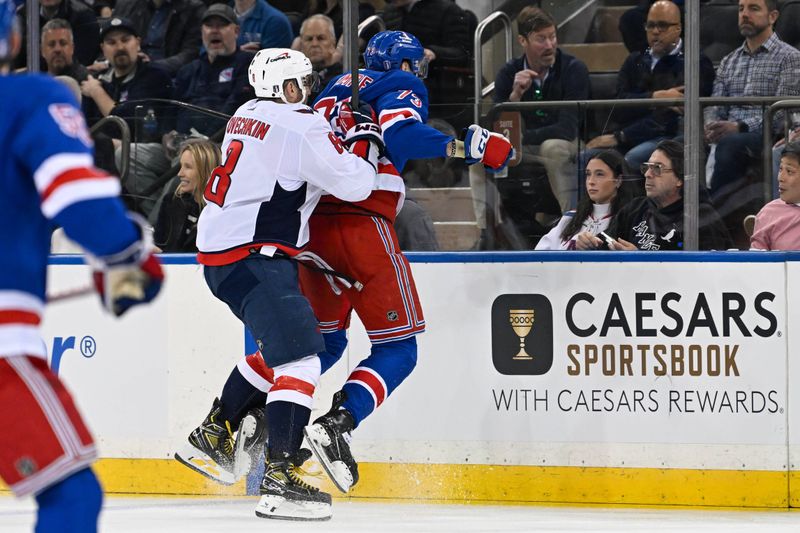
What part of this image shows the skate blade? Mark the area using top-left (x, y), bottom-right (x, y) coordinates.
top-left (303, 425), bottom-right (353, 493)
top-left (174, 443), bottom-right (237, 485)
top-left (232, 414), bottom-right (257, 479)
top-left (255, 495), bottom-right (332, 521)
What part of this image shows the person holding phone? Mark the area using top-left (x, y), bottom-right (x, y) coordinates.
top-left (537, 150), bottom-right (640, 250)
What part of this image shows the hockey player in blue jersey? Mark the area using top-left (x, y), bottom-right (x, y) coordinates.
top-left (314, 30), bottom-right (513, 174)
top-left (0, 2), bottom-right (163, 531)
top-left (298, 30), bottom-right (514, 494)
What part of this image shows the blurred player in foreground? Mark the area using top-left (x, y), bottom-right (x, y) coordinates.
top-left (0, 1), bottom-right (164, 531)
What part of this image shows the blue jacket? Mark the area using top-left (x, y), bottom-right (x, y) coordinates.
top-left (494, 49), bottom-right (590, 145)
top-left (173, 49), bottom-right (256, 135)
top-left (234, 0), bottom-right (293, 49)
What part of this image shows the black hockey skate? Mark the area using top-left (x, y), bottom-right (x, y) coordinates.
top-left (303, 390), bottom-right (359, 493)
top-left (255, 451), bottom-right (332, 521)
top-left (174, 399), bottom-right (265, 485)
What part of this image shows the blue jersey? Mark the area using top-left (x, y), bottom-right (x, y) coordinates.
top-left (314, 69), bottom-right (453, 172)
top-left (0, 74), bottom-right (139, 359)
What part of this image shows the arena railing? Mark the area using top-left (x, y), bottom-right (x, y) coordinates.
top-left (482, 96), bottom-right (800, 250)
top-left (473, 11), bottom-right (513, 124)
top-left (90, 115), bottom-right (130, 184)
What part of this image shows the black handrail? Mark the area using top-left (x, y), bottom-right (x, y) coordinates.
top-left (90, 115), bottom-right (130, 184)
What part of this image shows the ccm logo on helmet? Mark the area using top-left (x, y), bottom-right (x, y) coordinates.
top-left (269, 52), bottom-right (290, 63)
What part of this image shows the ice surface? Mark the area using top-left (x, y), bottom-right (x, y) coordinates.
top-left (2, 495), bottom-right (800, 532)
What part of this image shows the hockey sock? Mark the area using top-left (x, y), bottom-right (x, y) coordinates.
top-left (319, 329), bottom-right (348, 374)
top-left (265, 401), bottom-right (310, 460)
top-left (219, 357), bottom-right (269, 428)
top-left (35, 467), bottom-right (102, 533)
top-left (342, 337), bottom-right (418, 427)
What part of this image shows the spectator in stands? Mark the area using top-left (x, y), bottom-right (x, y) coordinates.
top-left (537, 150), bottom-right (639, 250)
top-left (382, 0), bottom-right (472, 125)
top-left (81, 18), bottom-right (173, 137)
top-left (172, 3), bottom-right (255, 136)
top-left (585, 139), bottom-right (732, 250)
top-left (153, 139), bottom-right (219, 252)
top-left (472, 5), bottom-right (589, 237)
top-left (124, 3), bottom-right (254, 219)
top-left (14, 0), bottom-right (100, 70)
top-left (113, 0), bottom-right (205, 76)
top-left (750, 140), bottom-right (800, 250)
top-left (298, 14), bottom-right (341, 101)
top-left (586, 0), bottom-right (714, 170)
top-left (232, 0), bottom-right (293, 52)
top-left (40, 18), bottom-right (88, 83)
top-left (395, 197), bottom-right (439, 251)
top-left (310, 0), bottom-right (375, 41)
top-left (704, 0), bottom-right (800, 199)
top-left (80, 17), bottom-right (174, 216)
top-left (84, 0), bottom-right (113, 18)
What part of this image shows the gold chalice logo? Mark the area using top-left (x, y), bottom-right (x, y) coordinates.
top-left (509, 309), bottom-right (534, 360)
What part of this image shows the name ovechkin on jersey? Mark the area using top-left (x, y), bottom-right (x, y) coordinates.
top-left (226, 116), bottom-right (270, 139)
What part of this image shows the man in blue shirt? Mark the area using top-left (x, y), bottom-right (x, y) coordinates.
top-left (231, 0), bottom-right (293, 52)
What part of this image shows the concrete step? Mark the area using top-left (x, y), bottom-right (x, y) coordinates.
top-left (433, 221), bottom-right (480, 251)
top-left (408, 187), bottom-right (476, 223)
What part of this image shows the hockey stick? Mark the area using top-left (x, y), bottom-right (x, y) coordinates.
top-left (345, 0), bottom-right (359, 108)
top-left (47, 285), bottom-right (95, 303)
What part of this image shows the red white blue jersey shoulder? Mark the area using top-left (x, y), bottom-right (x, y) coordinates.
top-left (0, 75), bottom-right (137, 359)
top-left (315, 69), bottom-right (452, 173)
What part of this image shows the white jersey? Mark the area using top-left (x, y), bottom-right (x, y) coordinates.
top-left (197, 99), bottom-right (375, 265)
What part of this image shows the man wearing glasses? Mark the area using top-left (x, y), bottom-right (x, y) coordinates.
top-left (577, 140), bottom-right (732, 250)
top-left (585, 0), bottom-right (714, 171)
top-left (470, 5), bottom-right (589, 243)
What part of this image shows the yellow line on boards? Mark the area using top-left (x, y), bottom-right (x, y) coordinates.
top-left (1, 460), bottom-right (794, 508)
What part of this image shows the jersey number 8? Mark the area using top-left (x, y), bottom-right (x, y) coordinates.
top-left (204, 140), bottom-right (243, 207)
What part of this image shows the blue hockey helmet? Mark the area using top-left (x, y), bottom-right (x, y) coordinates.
top-left (363, 30), bottom-right (428, 78)
top-left (0, 0), bottom-right (17, 61)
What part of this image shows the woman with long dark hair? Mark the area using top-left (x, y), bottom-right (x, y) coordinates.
top-left (536, 150), bottom-right (638, 250)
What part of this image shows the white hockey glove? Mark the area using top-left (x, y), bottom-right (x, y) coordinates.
top-left (86, 214), bottom-right (164, 317)
top-left (463, 124), bottom-right (514, 172)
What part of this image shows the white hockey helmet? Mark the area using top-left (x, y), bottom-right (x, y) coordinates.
top-left (248, 48), bottom-right (316, 104)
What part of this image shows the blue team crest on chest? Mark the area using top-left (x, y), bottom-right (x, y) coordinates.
top-left (218, 67), bottom-right (234, 83)
top-left (48, 103), bottom-right (92, 147)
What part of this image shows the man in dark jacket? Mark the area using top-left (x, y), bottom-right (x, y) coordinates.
top-left (586, 0), bottom-right (714, 169)
top-left (172, 3), bottom-right (254, 136)
top-left (14, 0), bottom-right (99, 70)
top-left (80, 17), bottom-right (174, 217)
top-left (113, 0), bottom-right (205, 76)
top-left (40, 18), bottom-right (88, 83)
top-left (471, 5), bottom-right (589, 235)
top-left (581, 139), bottom-right (733, 251)
top-left (80, 17), bottom-right (173, 140)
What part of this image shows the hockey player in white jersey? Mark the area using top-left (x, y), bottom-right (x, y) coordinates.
top-left (174, 48), bottom-right (380, 521)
